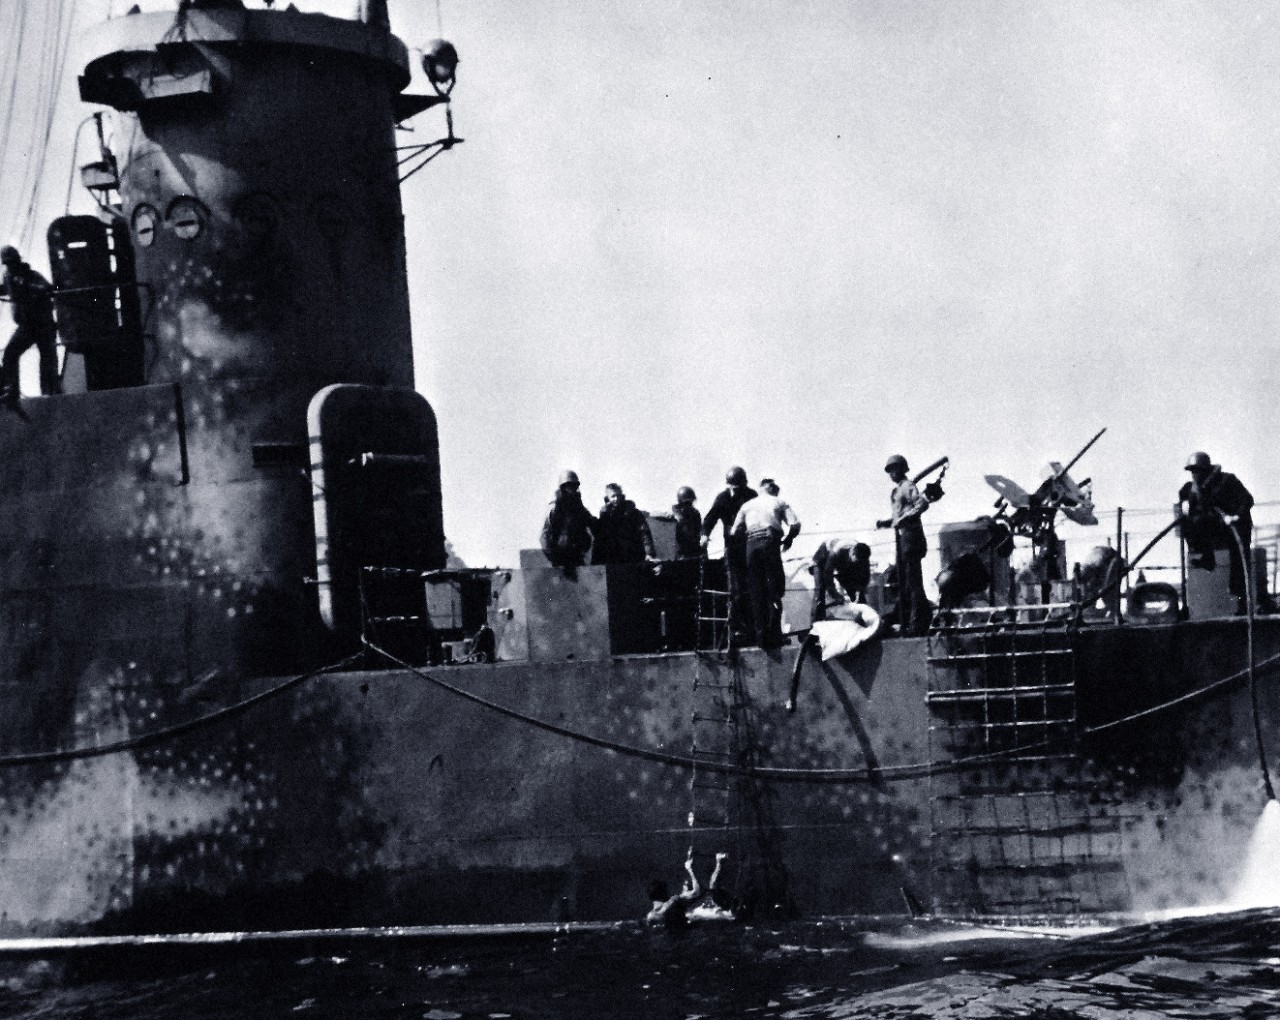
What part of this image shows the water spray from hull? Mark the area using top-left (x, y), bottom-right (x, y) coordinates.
top-left (1229, 800), bottom-right (1280, 909)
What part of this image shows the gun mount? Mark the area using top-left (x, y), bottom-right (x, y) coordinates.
top-left (984, 427), bottom-right (1105, 550)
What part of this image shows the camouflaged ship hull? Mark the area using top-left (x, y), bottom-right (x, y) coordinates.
top-left (0, 608), bottom-right (1277, 934)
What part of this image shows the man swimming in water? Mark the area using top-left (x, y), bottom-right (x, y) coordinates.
top-left (646, 848), bottom-right (701, 928)
top-left (688, 852), bottom-right (736, 921)
top-left (646, 850), bottom-right (736, 927)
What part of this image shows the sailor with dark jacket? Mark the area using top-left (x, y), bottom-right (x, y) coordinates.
top-left (593, 483), bottom-right (655, 565)
top-left (699, 467), bottom-right (758, 641)
top-left (540, 470), bottom-right (596, 578)
top-left (1178, 451), bottom-right (1255, 612)
top-left (671, 487), bottom-right (703, 559)
top-left (0, 245), bottom-right (60, 403)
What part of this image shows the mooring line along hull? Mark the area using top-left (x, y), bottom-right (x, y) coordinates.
top-left (0, 618), bottom-right (1275, 936)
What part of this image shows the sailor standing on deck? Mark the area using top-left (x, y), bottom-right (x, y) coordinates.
top-left (731, 478), bottom-right (800, 649)
top-left (593, 483), bottom-right (656, 565)
top-left (1178, 451), bottom-right (1255, 614)
top-left (877, 454), bottom-right (930, 636)
top-left (0, 246), bottom-right (61, 404)
top-left (700, 467), bottom-right (758, 642)
top-left (540, 470), bottom-right (596, 579)
top-left (671, 487), bottom-right (703, 559)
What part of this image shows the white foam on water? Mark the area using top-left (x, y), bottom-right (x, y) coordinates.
top-left (861, 920), bottom-right (1107, 951)
top-left (1227, 798), bottom-right (1280, 909)
top-left (861, 927), bottom-right (1026, 950)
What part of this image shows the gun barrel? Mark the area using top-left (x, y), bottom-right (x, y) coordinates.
top-left (1057, 428), bottom-right (1107, 479)
top-left (912, 456), bottom-right (949, 484)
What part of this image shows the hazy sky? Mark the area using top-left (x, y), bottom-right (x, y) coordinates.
top-left (10, 0), bottom-right (1280, 571)
top-left (406, 0), bottom-right (1280, 571)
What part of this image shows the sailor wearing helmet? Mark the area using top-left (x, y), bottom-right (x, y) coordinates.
top-left (700, 467), bottom-right (758, 642)
top-left (671, 486), bottom-right (703, 559)
top-left (1178, 451), bottom-right (1255, 614)
top-left (877, 454), bottom-right (930, 636)
top-left (540, 469), bottom-right (596, 579)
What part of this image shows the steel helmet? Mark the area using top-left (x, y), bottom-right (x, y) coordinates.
top-left (1185, 451), bottom-right (1212, 472)
top-left (676, 486), bottom-right (696, 503)
top-left (885, 454), bottom-right (908, 473)
top-left (0, 245), bottom-right (18, 266)
top-left (558, 469), bottom-right (580, 487)
top-left (725, 466), bottom-right (747, 486)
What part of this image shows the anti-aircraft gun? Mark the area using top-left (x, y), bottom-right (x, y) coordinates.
top-left (985, 426), bottom-right (1104, 555)
top-left (937, 429), bottom-right (1106, 609)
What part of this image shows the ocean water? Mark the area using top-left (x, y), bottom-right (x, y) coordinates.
top-left (3, 910), bottom-right (1280, 1019)
top-left (6, 804), bottom-right (1280, 1020)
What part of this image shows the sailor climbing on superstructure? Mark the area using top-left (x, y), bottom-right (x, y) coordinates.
top-left (0, 245), bottom-right (60, 405)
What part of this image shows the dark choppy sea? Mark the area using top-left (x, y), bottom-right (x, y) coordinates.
top-left (3, 908), bottom-right (1280, 1019)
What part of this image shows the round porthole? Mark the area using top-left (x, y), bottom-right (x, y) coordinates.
top-left (132, 205), bottom-right (158, 247)
top-left (167, 197), bottom-right (208, 241)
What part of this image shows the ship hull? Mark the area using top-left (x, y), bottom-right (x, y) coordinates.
top-left (0, 616), bottom-right (1277, 935)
